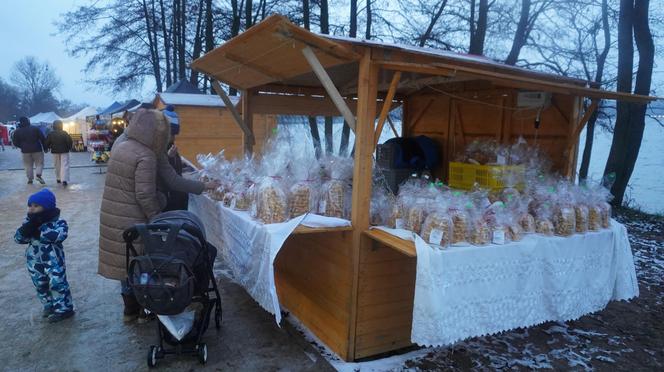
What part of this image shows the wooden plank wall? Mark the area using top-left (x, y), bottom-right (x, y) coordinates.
top-left (154, 99), bottom-right (276, 166)
top-left (274, 231), bottom-right (354, 360)
top-left (404, 85), bottom-right (576, 181)
top-left (354, 239), bottom-right (416, 359)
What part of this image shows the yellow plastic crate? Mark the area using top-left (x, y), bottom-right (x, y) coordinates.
top-left (448, 162), bottom-right (525, 190)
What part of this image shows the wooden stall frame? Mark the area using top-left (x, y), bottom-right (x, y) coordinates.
top-left (191, 14), bottom-right (658, 362)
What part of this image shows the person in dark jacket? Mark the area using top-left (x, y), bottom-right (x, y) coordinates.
top-left (162, 105), bottom-right (189, 211)
top-left (45, 120), bottom-right (73, 186)
top-left (12, 117), bottom-right (46, 184)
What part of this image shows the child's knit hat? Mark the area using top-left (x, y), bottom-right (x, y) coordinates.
top-left (28, 189), bottom-right (56, 210)
top-left (163, 105), bottom-right (180, 135)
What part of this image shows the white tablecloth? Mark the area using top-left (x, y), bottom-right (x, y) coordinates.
top-left (375, 220), bottom-right (639, 347)
top-left (189, 194), bottom-right (350, 324)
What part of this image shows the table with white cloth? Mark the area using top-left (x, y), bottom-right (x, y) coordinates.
top-left (189, 193), bottom-right (351, 324)
top-left (370, 220), bottom-right (639, 347)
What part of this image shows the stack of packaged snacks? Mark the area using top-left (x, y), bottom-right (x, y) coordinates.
top-left (289, 158), bottom-right (320, 217)
top-left (319, 156), bottom-right (353, 219)
top-left (421, 211), bottom-right (453, 249)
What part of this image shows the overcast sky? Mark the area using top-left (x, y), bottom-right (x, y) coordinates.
top-left (0, 0), bottom-right (139, 109)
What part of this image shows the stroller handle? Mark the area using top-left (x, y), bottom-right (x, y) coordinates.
top-left (123, 222), bottom-right (207, 249)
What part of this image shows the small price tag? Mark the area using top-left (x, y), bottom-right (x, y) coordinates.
top-left (492, 229), bottom-right (505, 245)
top-left (318, 200), bottom-right (327, 214)
top-left (250, 202), bottom-right (257, 217)
top-left (497, 154), bottom-right (507, 165)
top-left (429, 229), bottom-right (444, 246)
top-left (230, 198), bottom-right (237, 210)
top-left (395, 218), bottom-right (405, 230)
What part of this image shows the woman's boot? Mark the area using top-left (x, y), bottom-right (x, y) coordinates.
top-left (122, 293), bottom-right (140, 322)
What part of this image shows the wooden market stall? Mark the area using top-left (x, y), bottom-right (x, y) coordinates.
top-left (153, 92), bottom-right (277, 166)
top-left (191, 15), bottom-right (656, 361)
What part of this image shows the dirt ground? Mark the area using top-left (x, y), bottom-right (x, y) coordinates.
top-left (1, 147), bottom-right (662, 371)
top-left (0, 149), bottom-right (333, 371)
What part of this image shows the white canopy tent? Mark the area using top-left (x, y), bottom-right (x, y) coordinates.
top-left (29, 112), bottom-right (62, 124)
top-left (62, 106), bottom-right (98, 146)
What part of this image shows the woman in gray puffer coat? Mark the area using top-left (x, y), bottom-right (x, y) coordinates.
top-left (98, 109), bottom-right (170, 321)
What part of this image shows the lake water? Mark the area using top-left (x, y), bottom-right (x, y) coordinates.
top-left (578, 118), bottom-right (664, 214)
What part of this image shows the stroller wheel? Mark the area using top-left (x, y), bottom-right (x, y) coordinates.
top-left (147, 345), bottom-right (158, 368)
top-left (197, 343), bottom-right (208, 364)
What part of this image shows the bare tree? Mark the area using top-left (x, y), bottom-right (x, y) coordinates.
top-left (604, 0), bottom-right (655, 206)
top-left (11, 56), bottom-right (61, 115)
top-left (505, 0), bottom-right (554, 65)
top-left (365, 0), bottom-right (372, 39)
top-left (468, 0), bottom-right (490, 55)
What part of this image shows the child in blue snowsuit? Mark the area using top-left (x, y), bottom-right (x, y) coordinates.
top-left (14, 189), bottom-right (75, 322)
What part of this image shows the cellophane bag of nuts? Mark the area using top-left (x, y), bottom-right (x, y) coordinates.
top-left (468, 205), bottom-right (491, 246)
top-left (590, 183), bottom-right (613, 229)
top-left (573, 186), bottom-right (589, 233)
top-left (534, 202), bottom-right (555, 236)
top-left (319, 156), bottom-right (353, 219)
top-left (448, 193), bottom-right (470, 245)
top-left (289, 158), bottom-right (320, 217)
top-left (405, 198), bottom-right (428, 233)
top-left (370, 185), bottom-right (393, 226)
top-left (421, 207), bottom-right (453, 249)
top-left (254, 139), bottom-right (290, 224)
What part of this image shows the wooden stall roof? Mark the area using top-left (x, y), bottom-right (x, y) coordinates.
top-left (156, 92), bottom-right (240, 108)
top-left (192, 14), bottom-right (657, 104)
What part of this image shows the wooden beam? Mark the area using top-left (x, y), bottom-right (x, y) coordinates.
top-left (377, 59), bottom-right (657, 103)
top-left (302, 46), bottom-right (357, 132)
top-left (386, 116), bottom-right (399, 137)
top-left (564, 96), bottom-right (583, 178)
top-left (251, 94), bottom-right (358, 117)
top-left (348, 48), bottom-right (378, 361)
top-left (566, 99), bottom-right (599, 154)
top-left (224, 52), bottom-right (288, 81)
top-left (275, 23), bottom-right (361, 61)
top-left (374, 71), bottom-right (401, 147)
top-left (212, 80), bottom-right (255, 147)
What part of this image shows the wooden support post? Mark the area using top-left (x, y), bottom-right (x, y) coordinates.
top-left (570, 99), bottom-right (599, 143)
top-left (301, 46), bottom-right (357, 132)
top-left (348, 49), bottom-right (378, 361)
top-left (564, 96), bottom-right (584, 178)
top-left (212, 81), bottom-right (255, 151)
top-left (374, 71), bottom-right (401, 147)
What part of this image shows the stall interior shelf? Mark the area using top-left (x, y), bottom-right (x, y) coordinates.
top-left (364, 229), bottom-right (416, 257)
top-left (292, 225), bottom-right (354, 234)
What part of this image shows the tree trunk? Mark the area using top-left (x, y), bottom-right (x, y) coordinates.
top-left (229, 0), bottom-right (241, 95)
top-left (349, 0), bottom-right (357, 37)
top-left (178, 0), bottom-right (186, 80)
top-left (142, 0), bottom-right (163, 92)
top-left (320, 0), bottom-right (329, 34)
top-left (190, 0), bottom-right (205, 86)
top-left (308, 117), bottom-right (322, 158)
top-left (505, 0), bottom-right (531, 65)
top-left (339, 120), bottom-right (350, 156)
top-left (419, 0), bottom-right (448, 47)
top-left (365, 0), bottom-right (372, 39)
top-left (172, 0), bottom-right (179, 83)
top-left (469, 0), bottom-right (488, 55)
top-left (159, 0), bottom-right (172, 87)
top-left (303, 0), bottom-right (310, 30)
top-left (579, 0), bottom-right (611, 182)
top-left (604, 0), bottom-right (654, 206)
top-left (245, 0), bottom-right (253, 29)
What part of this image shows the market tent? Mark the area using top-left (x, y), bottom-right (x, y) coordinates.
top-left (29, 112), bottom-right (62, 124)
top-left (164, 80), bottom-right (204, 94)
top-left (97, 102), bottom-right (123, 116)
top-left (62, 106), bottom-right (98, 146)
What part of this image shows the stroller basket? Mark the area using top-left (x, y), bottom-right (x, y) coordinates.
top-left (123, 210), bottom-right (222, 367)
top-left (128, 254), bottom-right (196, 315)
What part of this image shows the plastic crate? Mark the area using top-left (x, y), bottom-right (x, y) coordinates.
top-left (448, 162), bottom-right (525, 190)
top-left (376, 143), bottom-right (396, 169)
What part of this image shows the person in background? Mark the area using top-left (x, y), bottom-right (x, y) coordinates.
top-left (14, 188), bottom-right (75, 323)
top-left (45, 120), bottom-right (73, 187)
top-left (12, 117), bottom-right (46, 184)
top-left (162, 105), bottom-right (188, 211)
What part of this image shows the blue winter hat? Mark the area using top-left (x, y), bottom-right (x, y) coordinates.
top-left (28, 189), bottom-right (56, 210)
top-left (162, 107), bottom-right (180, 135)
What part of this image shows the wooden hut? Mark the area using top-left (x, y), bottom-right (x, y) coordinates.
top-left (153, 92), bottom-right (277, 165)
top-left (191, 15), bottom-right (655, 361)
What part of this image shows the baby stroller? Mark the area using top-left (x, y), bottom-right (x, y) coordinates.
top-left (123, 210), bottom-right (222, 367)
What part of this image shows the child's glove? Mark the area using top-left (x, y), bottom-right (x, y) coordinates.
top-left (18, 219), bottom-right (41, 239)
